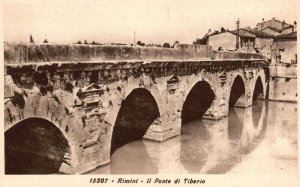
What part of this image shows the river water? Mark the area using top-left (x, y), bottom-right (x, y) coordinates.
top-left (87, 101), bottom-right (297, 174)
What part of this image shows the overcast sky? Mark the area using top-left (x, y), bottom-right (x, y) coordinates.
top-left (3, 0), bottom-right (298, 44)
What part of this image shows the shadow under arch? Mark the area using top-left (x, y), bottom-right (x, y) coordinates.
top-left (181, 81), bottom-right (215, 124)
top-left (110, 88), bottom-right (160, 155)
top-left (253, 76), bottom-right (264, 102)
top-left (229, 75), bottom-right (246, 107)
top-left (5, 118), bottom-right (71, 174)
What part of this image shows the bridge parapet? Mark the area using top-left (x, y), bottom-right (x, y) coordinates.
top-left (213, 51), bottom-right (268, 61)
top-left (4, 43), bottom-right (267, 64)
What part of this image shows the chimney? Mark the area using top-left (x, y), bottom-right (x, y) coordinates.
top-left (282, 20), bottom-right (285, 30)
top-left (293, 21), bottom-right (297, 32)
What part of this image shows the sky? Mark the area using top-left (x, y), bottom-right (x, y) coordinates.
top-left (3, 0), bottom-right (299, 45)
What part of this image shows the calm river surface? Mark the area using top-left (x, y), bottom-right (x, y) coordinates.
top-left (87, 101), bottom-right (297, 174)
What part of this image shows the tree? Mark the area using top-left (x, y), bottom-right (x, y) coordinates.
top-left (172, 41), bottom-right (180, 48)
top-left (136, 41), bottom-right (146, 46)
top-left (162, 43), bottom-right (170, 48)
top-left (84, 40), bottom-right (88, 44)
top-left (43, 39), bottom-right (48, 43)
top-left (193, 37), bottom-right (208, 45)
top-left (76, 41), bottom-right (82, 44)
top-left (91, 41), bottom-right (96, 45)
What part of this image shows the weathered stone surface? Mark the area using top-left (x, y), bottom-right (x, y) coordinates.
top-left (268, 64), bottom-right (297, 102)
top-left (4, 43), bottom-right (268, 174)
top-left (4, 43), bottom-right (267, 64)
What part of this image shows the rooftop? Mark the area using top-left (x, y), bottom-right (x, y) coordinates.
top-left (256, 17), bottom-right (293, 27)
top-left (207, 28), bottom-right (273, 39)
top-left (248, 30), bottom-right (274, 39)
top-left (261, 26), bottom-right (281, 33)
top-left (275, 32), bottom-right (297, 40)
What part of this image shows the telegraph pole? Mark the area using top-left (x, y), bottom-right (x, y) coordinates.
top-left (236, 18), bottom-right (240, 50)
top-left (133, 31), bottom-right (136, 44)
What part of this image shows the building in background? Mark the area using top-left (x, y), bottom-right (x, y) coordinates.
top-left (203, 17), bottom-right (297, 102)
top-left (273, 31), bottom-right (297, 64)
top-left (254, 17), bottom-right (294, 34)
top-left (205, 18), bottom-right (296, 60)
top-left (206, 29), bottom-right (256, 52)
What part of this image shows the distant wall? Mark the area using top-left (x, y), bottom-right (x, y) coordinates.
top-left (274, 40), bottom-right (297, 63)
top-left (269, 65), bottom-right (297, 78)
top-left (208, 32), bottom-right (236, 51)
top-left (269, 78), bottom-right (297, 102)
top-left (255, 38), bottom-right (273, 49)
top-left (268, 64), bottom-right (297, 102)
top-left (255, 38), bottom-right (274, 59)
top-left (281, 27), bottom-right (294, 34)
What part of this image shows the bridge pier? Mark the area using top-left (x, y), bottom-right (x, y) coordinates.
top-left (143, 82), bottom-right (182, 142)
top-left (143, 117), bottom-right (181, 142)
top-left (4, 43), bottom-right (269, 174)
top-left (233, 92), bottom-right (254, 108)
top-left (203, 98), bottom-right (225, 120)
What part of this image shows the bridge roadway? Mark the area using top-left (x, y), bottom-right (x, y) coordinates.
top-left (4, 43), bottom-right (269, 174)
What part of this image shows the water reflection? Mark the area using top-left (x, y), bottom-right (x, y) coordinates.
top-left (87, 101), bottom-right (297, 174)
top-left (266, 102), bottom-right (297, 161)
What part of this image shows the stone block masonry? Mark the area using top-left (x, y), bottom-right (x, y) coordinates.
top-left (4, 43), bottom-right (268, 174)
top-left (268, 64), bottom-right (297, 102)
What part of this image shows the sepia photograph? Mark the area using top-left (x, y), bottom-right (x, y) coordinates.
top-left (1, 0), bottom-right (299, 186)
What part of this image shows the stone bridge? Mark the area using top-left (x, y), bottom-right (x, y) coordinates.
top-left (4, 43), bottom-right (268, 174)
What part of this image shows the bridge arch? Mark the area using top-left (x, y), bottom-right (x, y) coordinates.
top-left (252, 76), bottom-right (265, 102)
top-left (181, 80), bottom-right (215, 124)
top-left (5, 117), bottom-right (72, 174)
top-left (228, 74), bottom-right (246, 107)
top-left (110, 88), bottom-right (161, 154)
top-left (183, 76), bottom-right (216, 102)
